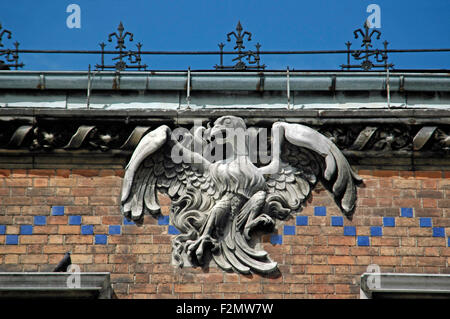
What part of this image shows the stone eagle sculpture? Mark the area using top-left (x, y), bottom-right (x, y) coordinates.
top-left (121, 116), bottom-right (362, 274)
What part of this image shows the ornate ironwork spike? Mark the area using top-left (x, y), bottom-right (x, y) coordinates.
top-left (341, 21), bottom-right (393, 71)
top-left (215, 22), bottom-right (264, 70)
top-left (96, 22), bottom-right (147, 72)
top-left (344, 41), bottom-right (352, 70)
top-left (0, 23), bottom-right (12, 48)
top-left (0, 23), bottom-right (23, 70)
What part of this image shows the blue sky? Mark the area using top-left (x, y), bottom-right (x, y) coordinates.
top-left (0, 0), bottom-right (449, 70)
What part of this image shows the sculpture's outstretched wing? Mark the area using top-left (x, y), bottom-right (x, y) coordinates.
top-left (121, 125), bottom-right (218, 266)
top-left (265, 122), bottom-right (362, 221)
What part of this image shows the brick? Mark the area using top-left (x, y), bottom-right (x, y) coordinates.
top-left (102, 216), bottom-right (123, 225)
top-left (174, 284), bottom-right (202, 293)
top-left (328, 256), bottom-right (355, 265)
top-left (417, 257), bottom-right (446, 267)
top-left (81, 216), bottom-right (102, 225)
top-left (129, 284), bottom-right (157, 294)
top-left (422, 199), bottom-right (438, 208)
top-left (89, 197), bottom-right (118, 206)
top-left (0, 169), bottom-right (11, 177)
top-left (43, 245), bottom-right (71, 254)
top-left (263, 284), bottom-right (290, 293)
top-left (415, 171), bottom-right (442, 178)
top-left (438, 200), bottom-right (450, 208)
top-left (408, 227), bottom-right (432, 237)
top-left (65, 235), bottom-right (93, 244)
top-left (373, 170), bottom-right (398, 177)
top-left (49, 178), bottom-right (76, 187)
top-left (109, 254), bottom-right (137, 264)
top-left (327, 236), bottom-right (355, 246)
top-left (72, 169), bottom-right (99, 177)
top-left (33, 178), bottom-right (48, 187)
top-left (308, 246), bottom-right (334, 255)
top-left (292, 255), bottom-right (310, 264)
top-left (20, 235), bottom-right (47, 244)
top-left (71, 254), bottom-right (93, 264)
top-left (371, 237), bottom-right (399, 247)
top-left (48, 235), bottom-right (64, 244)
top-left (55, 169), bottom-right (71, 177)
top-left (2, 197), bottom-right (32, 205)
top-left (58, 226), bottom-right (80, 234)
top-left (417, 190), bottom-right (443, 199)
top-left (307, 284), bottom-right (334, 294)
top-left (0, 245), bottom-right (27, 254)
top-left (151, 274), bottom-right (175, 283)
top-left (5, 255), bottom-right (19, 264)
top-left (71, 188), bottom-right (97, 197)
top-left (20, 255), bottom-right (49, 264)
top-left (396, 247), bottom-right (424, 256)
top-left (424, 247), bottom-right (440, 257)
top-left (306, 265), bottom-right (333, 274)
top-left (5, 179), bottom-right (32, 187)
top-left (47, 216), bottom-right (68, 225)
top-left (393, 179), bottom-right (421, 189)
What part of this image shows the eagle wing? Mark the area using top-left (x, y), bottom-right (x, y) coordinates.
top-left (265, 122), bottom-right (362, 221)
top-left (121, 125), bottom-right (217, 232)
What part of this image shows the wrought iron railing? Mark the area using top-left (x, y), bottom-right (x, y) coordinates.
top-left (0, 21), bottom-right (449, 72)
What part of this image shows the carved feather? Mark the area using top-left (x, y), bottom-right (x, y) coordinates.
top-left (121, 125), bottom-right (217, 223)
top-left (266, 122), bottom-right (362, 220)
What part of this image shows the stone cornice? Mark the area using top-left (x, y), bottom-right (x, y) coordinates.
top-left (1, 108), bottom-right (449, 170)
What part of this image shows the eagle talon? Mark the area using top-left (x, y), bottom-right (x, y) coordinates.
top-left (186, 234), bottom-right (213, 264)
top-left (244, 214), bottom-right (275, 240)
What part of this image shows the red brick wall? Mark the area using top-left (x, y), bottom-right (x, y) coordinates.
top-left (0, 168), bottom-right (449, 299)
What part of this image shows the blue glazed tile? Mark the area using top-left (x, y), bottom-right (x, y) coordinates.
top-left (357, 236), bottom-right (370, 246)
top-left (383, 217), bottom-right (395, 227)
top-left (6, 235), bottom-right (18, 245)
top-left (34, 216), bottom-right (47, 226)
top-left (123, 218), bottom-right (135, 225)
top-left (314, 206), bottom-right (326, 216)
top-left (51, 206), bottom-right (65, 216)
top-left (0, 225), bottom-right (5, 235)
top-left (344, 226), bottom-right (356, 236)
top-left (270, 234), bottom-right (283, 245)
top-left (432, 227), bottom-right (445, 238)
top-left (331, 216), bottom-right (343, 227)
top-left (20, 225), bottom-right (33, 235)
top-left (158, 215), bottom-right (170, 226)
top-left (296, 216), bottom-right (308, 226)
top-left (68, 215), bottom-right (82, 225)
top-left (400, 207), bottom-right (413, 218)
top-left (95, 234), bottom-right (108, 245)
top-left (419, 218), bottom-right (432, 228)
top-left (81, 225), bottom-right (94, 235)
top-left (168, 225), bottom-right (181, 235)
top-left (283, 225), bottom-right (296, 235)
top-left (370, 226), bottom-right (382, 237)
top-left (109, 225), bottom-right (121, 235)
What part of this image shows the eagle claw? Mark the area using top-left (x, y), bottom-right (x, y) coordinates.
top-left (186, 234), bottom-right (215, 264)
top-left (244, 214), bottom-right (275, 240)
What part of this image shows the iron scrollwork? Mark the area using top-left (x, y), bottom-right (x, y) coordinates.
top-left (0, 22), bottom-right (23, 70)
top-left (341, 21), bottom-right (393, 71)
top-left (95, 22), bottom-right (147, 71)
top-left (215, 21), bottom-right (266, 71)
